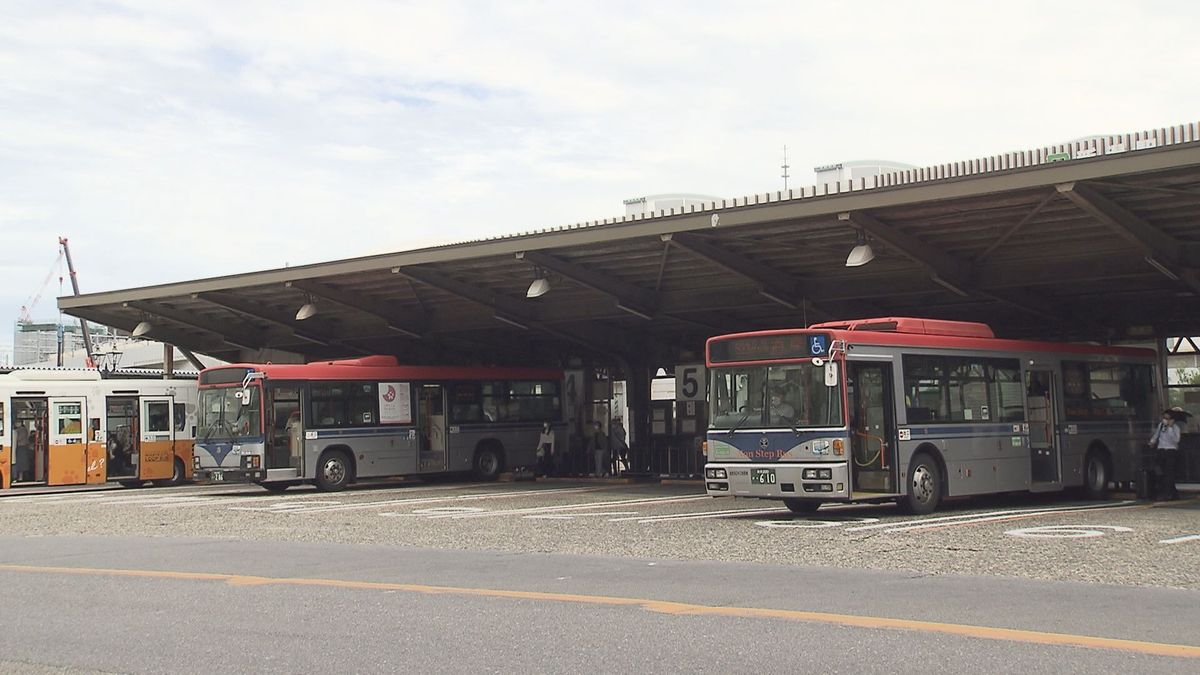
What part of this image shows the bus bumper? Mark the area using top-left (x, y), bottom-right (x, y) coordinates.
top-left (194, 468), bottom-right (264, 483)
top-left (704, 462), bottom-right (850, 499)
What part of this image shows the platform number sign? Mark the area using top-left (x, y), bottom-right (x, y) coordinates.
top-left (676, 364), bottom-right (706, 402)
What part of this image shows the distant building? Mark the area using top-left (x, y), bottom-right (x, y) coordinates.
top-left (623, 193), bottom-right (722, 217)
top-left (34, 337), bottom-right (224, 371)
top-left (12, 320), bottom-right (114, 366)
top-left (813, 160), bottom-right (917, 186)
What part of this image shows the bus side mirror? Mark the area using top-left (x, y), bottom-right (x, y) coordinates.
top-left (240, 389), bottom-right (252, 405)
top-left (824, 362), bottom-right (839, 387)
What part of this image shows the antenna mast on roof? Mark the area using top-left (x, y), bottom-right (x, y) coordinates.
top-left (781, 145), bottom-right (790, 191)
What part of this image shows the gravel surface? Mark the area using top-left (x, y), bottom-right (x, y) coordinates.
top-left (2, 480), bottom-right (1197, 590)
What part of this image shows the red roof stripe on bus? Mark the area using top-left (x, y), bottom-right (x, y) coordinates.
top-left (203, 360), bottom-right (563, 382)
top-left (808, 317), bottom-right (995, 338)
top-left (706, 326), bottom-right (1156, 363)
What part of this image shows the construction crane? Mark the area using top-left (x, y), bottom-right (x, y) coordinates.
top-left (58, 237), bottom-right (97, 366)
top-left (18, 249), bottom-right (64, 324)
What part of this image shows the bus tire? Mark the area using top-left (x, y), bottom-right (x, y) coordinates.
top-left (315, 450), bottom-right (352, 492)
top-left (783, 499), bottom-right (820, 514)
top-left (154, 458), bottom-right (187, 487)
top-left (900, 451), bottom-right (942, 515)
top-left (472, 444), bottom-right (503, 481)
top-left (1082, 450), bottom-right (1110, 500)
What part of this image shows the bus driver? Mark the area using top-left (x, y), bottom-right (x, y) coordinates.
top-left (769, 387), bottom-right (795, 423)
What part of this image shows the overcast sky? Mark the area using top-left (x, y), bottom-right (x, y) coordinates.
top-left (2, 0), bottom-right (1199, 362)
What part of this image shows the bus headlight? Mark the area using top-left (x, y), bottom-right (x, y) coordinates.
top-left (802, 468), bottom-right (833, 480)
top-left (706, 467), bottom-right (727, 479)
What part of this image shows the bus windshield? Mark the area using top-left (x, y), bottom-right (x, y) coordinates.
top-left (709, 363), bottom-right (843, 429)
top-left (198, 386), bottom-right (263, 440)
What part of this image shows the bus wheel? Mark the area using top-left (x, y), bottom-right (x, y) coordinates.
top-left (472, 445), bottom-right (503, 481)
top-left (154, 458), bottom-right (186, 487)
top-left (783, 499), bottom-right (820, 514)
top-left (315, 451), bottom-right (352, 492)
top-left (1083, 451), bottom-right (1109, 500)
top-left (900, 452), bottom-right (941, 515)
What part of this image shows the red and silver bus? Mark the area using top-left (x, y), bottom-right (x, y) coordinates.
top-left (1, 369), bottom-right (197, 490)
top-left (193, 356), bottom-right (564, 491)
top-left (703, 318), bottom-right (1159, 514)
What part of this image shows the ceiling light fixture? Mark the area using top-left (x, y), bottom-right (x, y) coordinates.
top-left (845, 230), bottom-right (875, 267)
top-left (295, 295), bottom-right (318, 320)
top-left (526, 268), bottom-right (551, 298)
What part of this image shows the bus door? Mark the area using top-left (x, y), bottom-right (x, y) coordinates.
top-left (1025, 369), bottom-right (1060, 485)
top-left (48, 398), bottom-right (86, 486)
top-left (417, 384), bottom-right (447, 472)
top-left (138, 397), bottom-right (175, 481)
top-left (1, 401), bottom-right (8, 489)
top-left (12, 399), bottom-right (48, 484)
top-left (105, 397), bottom-right (139, 480)
top-left (847, 361), bottom-right (898, 495)
top-left (268, 386), bottom-right (302, 470)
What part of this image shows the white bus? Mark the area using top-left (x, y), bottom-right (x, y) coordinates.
top-left (0, 369), bottom-right (198, 490)
top-left (704, 318), bottom-right (1159, 514)
top-left (193, 356), bottom-right (564, 491)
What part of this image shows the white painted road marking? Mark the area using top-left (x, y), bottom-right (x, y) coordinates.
top-left (232, 486), bottom-right (602, 514)
top-left (1159, 534), bottom-right (1200, 545)
top-left (845, 501), bottom-right (1136, 533)
top-left (755, 517), bottom-right (880, 529)
top-left (610, 506), bottom-right (784, 523)
top-left (425, 494), bottom-right (710, 520)
top-left (524, 512), bottom-right (640, 520)
top-left (1006, 525), bottom-right (1134, 539)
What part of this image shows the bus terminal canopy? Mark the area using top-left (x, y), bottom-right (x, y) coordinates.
top-left (60, 122), bottom-right (1200, 367)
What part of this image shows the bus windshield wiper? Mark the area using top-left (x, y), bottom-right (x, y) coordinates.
top-left (727, 409), bottom-right (751, 435)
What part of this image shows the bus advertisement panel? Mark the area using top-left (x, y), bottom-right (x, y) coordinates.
top-left (0, 369), bottom-right (198, 490)
top-left (703, 317), bottom-right (1159, 514)
top-left (193, 356), bottom-right (564, 492)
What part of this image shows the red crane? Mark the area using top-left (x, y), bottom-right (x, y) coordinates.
top-left (18, 250), bottom-right (64, 324)
top-left (18, 238), bottom-right (96, 366)
top-left (58, 237), bottom-right (97, 365)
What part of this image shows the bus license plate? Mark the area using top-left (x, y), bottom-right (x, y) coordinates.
top-left (211, 470), bottom-right (224, 482)
top-left (751, 468), bottom-right (776, 485)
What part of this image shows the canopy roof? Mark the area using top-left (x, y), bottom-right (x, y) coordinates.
top-left (60, 122), bottom-right (1200, 366)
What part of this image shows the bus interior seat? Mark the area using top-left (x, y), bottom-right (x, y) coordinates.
top-left (907, 407), bottom-right (935, 423)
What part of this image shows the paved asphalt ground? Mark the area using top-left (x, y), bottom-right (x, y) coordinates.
top-left (1, 479), bottom-right (1198, 673)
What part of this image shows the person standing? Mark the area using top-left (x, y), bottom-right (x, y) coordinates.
top-left (1148, 407), bottom-right (1184, 501)
top-left (14, 424), bottom-right (33, 483)
top-left (609, 416), bottom-right (628, 475)
top-left (536, 423), bottom-right (556, 477)
top-left (587, 421), bottom-right (609, 477)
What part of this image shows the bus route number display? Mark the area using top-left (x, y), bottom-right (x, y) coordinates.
top-left (709, 333), bottom-right (830, 363)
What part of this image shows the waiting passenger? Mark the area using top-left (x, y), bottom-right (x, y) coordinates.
top-left (1148, 407), bottom-right (1188, 501)
top-left (609, 416), bottom-right (628, 474)
top-left (587, 421), bottom-right (609, 477)
top-left (14, 424), bottom-right (33, 482)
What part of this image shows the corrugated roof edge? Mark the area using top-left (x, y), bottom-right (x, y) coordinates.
top-left (450, 119), bottom-right (1200, 246)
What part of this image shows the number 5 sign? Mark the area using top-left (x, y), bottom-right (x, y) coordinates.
top-left (675, 364), bottom-right (706, 402)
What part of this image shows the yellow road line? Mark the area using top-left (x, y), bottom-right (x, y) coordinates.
top-left (1, 563), bottom-right (1197, 659)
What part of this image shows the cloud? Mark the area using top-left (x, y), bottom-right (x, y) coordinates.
top-left (1, 0), bottom-right (1198, 357)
